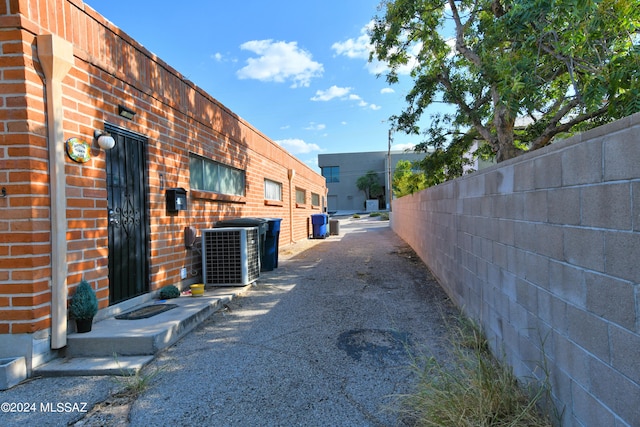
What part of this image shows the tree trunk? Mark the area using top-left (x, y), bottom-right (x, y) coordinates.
top-left (492, 95), bottom-right (520, 162)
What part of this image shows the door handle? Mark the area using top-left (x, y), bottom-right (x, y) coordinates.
top-left (108, 209), bottom-right (120, 225)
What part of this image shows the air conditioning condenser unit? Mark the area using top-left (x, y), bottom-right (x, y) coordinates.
top-left (202, 227), bottom-right (260, 286)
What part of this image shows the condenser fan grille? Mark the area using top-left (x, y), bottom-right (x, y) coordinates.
top-left (202, 227), bottom-right (260, 286)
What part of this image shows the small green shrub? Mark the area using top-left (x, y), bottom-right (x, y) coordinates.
top-left (352, 213), bottom-right (361, 218)
top-left (369, 211), bottom-right (381, 217)
top-left (158, 285), bottom-right (180, 299)
top-left (379, 212), bottom-right (389, 221)
top-left (69, 280), bottom-right (98, 320)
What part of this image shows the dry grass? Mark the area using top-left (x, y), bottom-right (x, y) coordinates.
top-left (398, 317), bottom-right (554, 427)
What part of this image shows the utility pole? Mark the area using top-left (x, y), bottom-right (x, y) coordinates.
top-left (387, 129), bottom-right (393, 212)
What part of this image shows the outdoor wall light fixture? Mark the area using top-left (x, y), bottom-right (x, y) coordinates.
top-left (94, 130), bottom-right (116, 150)
top-left (118, 105), bottom-right (136, 120)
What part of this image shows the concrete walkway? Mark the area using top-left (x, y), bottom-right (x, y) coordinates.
top-left (1, 216), bottom-right (457, 426)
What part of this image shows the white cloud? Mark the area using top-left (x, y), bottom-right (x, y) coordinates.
top-left (304, 122), bottom-right (326, 131)
top-left (311, 85), bottom-right (352, 101)
top-left (237, 40), bottom-right (323, 88)
top-left (380, 87), bottom-right (394, 94)
top-left (333, 22), bottom-right (420, 76)
top-left (311, 86), bottom-right (380, 110)
top-left (211, 52), bottom-right (237, 63)
top-left (331, 22), bottom-right (388, 74)
top-left (331, 25), bottom-right (372, 60)
top-left (275, 138), bottom-right (322, 154)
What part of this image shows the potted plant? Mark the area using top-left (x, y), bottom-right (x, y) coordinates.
top-left (158, 285), bottom-right (180, 299)
top-left (69, 279), bottom-right (98, 333)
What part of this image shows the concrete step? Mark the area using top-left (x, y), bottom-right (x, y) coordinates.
top-left (66, 288), bottom-right (245, 358)
top-left (35, 286), bottom-right (250, 376)
top-left (35, 355), bottom-right (154, 377)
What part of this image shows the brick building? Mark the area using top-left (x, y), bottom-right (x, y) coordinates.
top-left (0, 0), bottom-right (327, 375)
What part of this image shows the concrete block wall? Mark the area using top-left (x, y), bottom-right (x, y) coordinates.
top-left (391, 113), bottom-right (640, 426)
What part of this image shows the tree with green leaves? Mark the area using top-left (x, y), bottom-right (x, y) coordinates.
top-left (393, 160), bottom-right (428, 196)
top-left (356, 170), bottom-right (384, 201)
top-left (370, 0), bottom-right (640, 165)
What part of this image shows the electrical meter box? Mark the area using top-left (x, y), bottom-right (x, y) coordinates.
top-left (166, 187), bottom-right (187, 212)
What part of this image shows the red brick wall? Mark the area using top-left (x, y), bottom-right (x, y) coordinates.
top-left (0, 0), bottom-right (327, 335)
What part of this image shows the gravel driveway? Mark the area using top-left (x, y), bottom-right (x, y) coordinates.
top-left (127, 217), bottom-right (457, 426)
top-left (1, 216), bottom-right (457, 426)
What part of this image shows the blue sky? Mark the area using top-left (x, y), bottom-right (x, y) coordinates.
top-left (87, 0), bottom-right (424, 171)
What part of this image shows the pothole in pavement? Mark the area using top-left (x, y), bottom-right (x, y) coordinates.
top-left (337, 329), bottom-right (412, 363)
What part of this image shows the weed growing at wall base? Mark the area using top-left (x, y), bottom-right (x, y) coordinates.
top-left (397, 316), bottom-right (554, 426)
top-left (113, 355), bottom-right (164, 399)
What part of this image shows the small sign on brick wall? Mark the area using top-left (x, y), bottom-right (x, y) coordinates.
top-left (66, 137), bottom-right (91, 163)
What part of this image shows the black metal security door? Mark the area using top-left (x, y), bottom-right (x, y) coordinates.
top-left (105, 125), bottom-right (150, 304)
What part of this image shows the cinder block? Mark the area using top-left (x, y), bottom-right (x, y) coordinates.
top-left (508, 247), bottom-right (528, 278)
top-left (549, 260), bottom-right (586, 308)
top-left (571, 382), bottom-right (616, 427)
top-left (524, 252), bottom-right (550, 289)
top-left (536, 287), bottom-right (554, 324)
top-left (585, 271), bottom-right (635, 331)
top-left (547, 187), bottom-right (580, 225)
top-left (514, 221), bottom-right (537, 253)
top-left (552, 332), bottom-right (590, 386)
top-left (534, 152), bottom-right (562, 189)
top-left (515, 277), bottom-right (537, 313)
top-left (589, 357), bottom-right (640, 427)
top-left (581, 183), bottom-right (631, 229)
top-left (485, 166), bottom-right (514, 195)
top-left (562, 139), bottom-right (603, 186)
top-left (506, 192), bottom-right (526, 220)
top-left (458, 173), bottom-right (486, 197)
top-left (563, 227), bottom-right (605, 272)
top-left (523, 190), bottom-right (548, 222)
top-left (507, 297), bottom-right (527, 330)
top-left (497, 218), bottom-right (515, 246)
top-left (513, 160), bottom-right (535, 192)
top-left (610, 324), bottom-right (640, 384)
top-left (567, 304), bottom-right (610, 361)
top-left (492, 242), bottom-right (508, 269)
top-left (535, 223), bottom-right (564, 260)
top-left (604, 125), bottom-right (640, 181)
top-left (492, 194), bottom-right (507, 219)
top-left (634, 182), bottom-right (640, 232)
top-left (604, 230), bottom-right (640, 282)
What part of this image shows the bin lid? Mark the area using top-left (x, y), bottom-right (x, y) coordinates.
top-left (311, 213), bottom-right (328, 224)
top-left (215, 217), bottom-right (269, 232)
top-left (262, 218), bottom-right (282, 232)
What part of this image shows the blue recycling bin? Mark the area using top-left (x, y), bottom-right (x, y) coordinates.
top-left (262, 218), bottom-right (282, 271)
top-left (311, 213), bottom-right (329, 239)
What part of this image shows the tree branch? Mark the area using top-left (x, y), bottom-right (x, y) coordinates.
top-left (530, 103), bottom-right (608, 150)
top-left (448, 0), bottom-right (483, 67)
